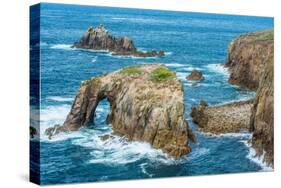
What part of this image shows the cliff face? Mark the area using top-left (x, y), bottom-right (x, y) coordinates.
top-left (226, 30), bottom-right (273, 90)
top-left (46, 64), bottom-right (194, 158)
top-left (73, 25), bottom-right (165, 57)
top-left (250, 55), bottom-right (274, 166)
top-left (226, 30), bottom-right (274, 166)
top-left (191, 100), bottom-right (253, 134)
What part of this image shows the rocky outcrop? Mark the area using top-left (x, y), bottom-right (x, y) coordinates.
top-left (191, 100), bottom-right (253, 134)
top-left (226, 30), bottom-right (273, 90)
top-left (73, 25), bottom-right (165, 58)
top-left (250, 54), bottom-right (274, 166)
top-left (225, 29), bottom-right (274, 166)
top-left (186, 70), bottom-right (204, 81)
top-left (45, 64), bottom-right (194, 158)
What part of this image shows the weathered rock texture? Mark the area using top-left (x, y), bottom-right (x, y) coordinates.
top-left (46, 64), bottom-right (194, 158)
top-left (250, 54), bottom-right (274, 166)
top-left (191, 100), bottom-right (253, 134)
top-left (226, 30), bottom-right (273, 90)
top-left (226, 29), bottom-right (274, 166)
top-left (73, 25), bottom-right (165, 57)
top-left (186, 69), bottom-right (205, 81)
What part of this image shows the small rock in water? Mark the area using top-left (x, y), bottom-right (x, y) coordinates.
top-left (186, 69), bottom-right (205, 81)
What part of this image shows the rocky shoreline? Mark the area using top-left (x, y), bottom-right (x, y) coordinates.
top-left (46, 64), bottom-right (195, 158)
top-left (191, 29), bottom-right (274, 167)
top-left (72, 25), bottom-right (165, 58)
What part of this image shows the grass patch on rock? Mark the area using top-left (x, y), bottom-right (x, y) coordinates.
top-left (150, 67), bottom-right (176, 82)
top-left (121, 66), bottom-right (143, 74)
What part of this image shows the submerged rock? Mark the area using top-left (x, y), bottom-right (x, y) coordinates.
top-left (72, 25), bottom-right (165, 58)
top-left (186, 70), bottom-right (204, 81)
top-left (45, 64), bottom-right (194, 158)
top-left (226, 30), bottom-right (273, 90)
top-left (191, 100), bottom-right (253, 134)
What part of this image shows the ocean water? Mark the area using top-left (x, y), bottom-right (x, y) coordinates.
top-left (31, 3), bottom-right (273, 185)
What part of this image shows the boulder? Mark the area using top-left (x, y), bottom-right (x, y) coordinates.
top-left (45, 64), bottom-right (194, 158)
top-left (73, 24), bottom-right (165, 58)
top-left (186, 70), bottom-right (204, 81)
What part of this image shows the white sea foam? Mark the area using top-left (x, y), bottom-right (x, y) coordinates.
top-left (50, 44), bottom-right (73, 50)
top-left (176, 72), bottom-right (187, 80)
top-left (205, 64), bottom-right (229, 77)
top-left (39, 105), bottom-right (71, 140)
top-left (91, 56), bottom-right (98, 63)
top-left (165, 63), bottom-right (189, 67)
top-left (47, 96), bottom-right (73, 102)
top-left (241, 140), bottom-right (273, 171)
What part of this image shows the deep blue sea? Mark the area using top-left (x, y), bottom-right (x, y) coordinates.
top-left (31, 3), bottom-right (273, 185)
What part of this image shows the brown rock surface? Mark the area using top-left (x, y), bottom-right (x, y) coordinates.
top-left (186, 70), bottom-right (204, 81)
top-left (225, 29), bottom-right (274, 166)
top-left (191, 100), bottom-right (253, 134)
top-left (226, 30), bottom-right (273, 90)
top-left (45, 64), bottom-right (194, 158)
top-left (250, 54), bottom-right (274, 166)
top-left (73, 25), bottom-right (165, 57)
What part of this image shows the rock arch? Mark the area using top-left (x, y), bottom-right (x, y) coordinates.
top-left (46, 64), bottom-right (194, 158)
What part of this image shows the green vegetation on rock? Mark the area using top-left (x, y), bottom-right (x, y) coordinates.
top-left (150, 67), bottom-right (176, 82)
top-left (121, 66), bottom-right (143, 74)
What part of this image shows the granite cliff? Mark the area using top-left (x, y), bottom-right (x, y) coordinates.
top-left (46, 64), bottom-right (194, 158)
top-left (73, 25), bottom-right (165, 57)
top-left (226, 30), bottom-right (273, 90)
top-left (191, 29), bottom-right (274, 166)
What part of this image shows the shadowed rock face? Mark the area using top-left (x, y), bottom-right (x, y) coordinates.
top-left (45, 64), bottom-right (194, 158)
top-left (72, 25), bottom-right (165, 58)
top-left (226, 30), bottom-right (273, 90)
top-left (190, 100), bottom-right (253, 134)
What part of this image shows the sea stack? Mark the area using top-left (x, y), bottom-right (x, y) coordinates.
top-left (72, 25), bottom-right (165, 58)
top-left (45, 64), bottom-right (194, 158)
top-left (186, 70), bottom-right (204, 81)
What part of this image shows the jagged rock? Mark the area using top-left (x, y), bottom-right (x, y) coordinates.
top-left (226, 30), bottom-right (273, 90)
top-left (191, 100), bottom-right (254, 134)
top-left (72, 25), bottom-right (165, 58)
top-left (225, 29), bottom-right (274, 166)
top-left (45, 64), bottom-right (194, 158)
top-left (250, 54), bottom-right (274, 166)
top-left (186, 70), bottom-right (204, 81)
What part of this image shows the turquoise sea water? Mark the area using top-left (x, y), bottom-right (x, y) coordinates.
top-left (31, 3), bottom-right (273, 185)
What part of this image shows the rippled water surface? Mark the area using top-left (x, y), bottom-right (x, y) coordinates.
top-left (31, 3), bottom-right (273, 185)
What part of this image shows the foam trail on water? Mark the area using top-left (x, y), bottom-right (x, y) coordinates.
top-left (50, 44), bottom-right (73, 50)
top-left (47, 96), bottom-right (73, 102)
top-left (91, 56), bottom-right (98, 63)
top-left (165, 63), bottom-right (189, 67)
top-left (241, 140), bottom-right (273, 171)
top-left (204, 64), bottom-right (229, 77)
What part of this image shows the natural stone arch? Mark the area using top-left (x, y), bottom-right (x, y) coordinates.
top-left (46, 64), bottom-right (195, 158)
